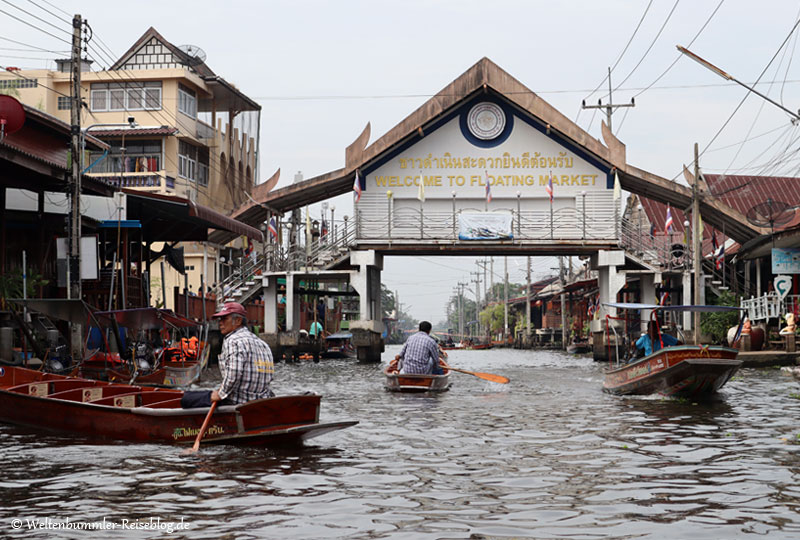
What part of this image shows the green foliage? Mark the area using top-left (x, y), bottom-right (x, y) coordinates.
top-left (479, 303), bottom-right (507, 335)
top-left (700, 290), bottom-right (740, 344)
top-left (0, 268), bottom-right (49, 304)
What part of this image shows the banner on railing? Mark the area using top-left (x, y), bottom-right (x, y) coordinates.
top-left (458, 212), bottom-right (513, 240)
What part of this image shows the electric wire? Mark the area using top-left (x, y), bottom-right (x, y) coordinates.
top-left (25, 0), bottom-right (71, 25)
top-left (575, 0), bottom-right (654, 125)
top-left (0, 1), bottom-right (72, 38)
top-left (671, 16), bottom-right (800, 182)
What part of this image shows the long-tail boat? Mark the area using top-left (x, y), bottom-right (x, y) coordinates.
top-left (602, 303), bottom-right (743, 398)
top-left (79, 308), bottom-right (209, 387)
top-left (384, 362), bottom-right (451, 393)
top-left (0, 365), bottom-right (356, 446)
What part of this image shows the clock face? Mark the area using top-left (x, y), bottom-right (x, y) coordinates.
top-left (466, 102), bottom-right (506, 140)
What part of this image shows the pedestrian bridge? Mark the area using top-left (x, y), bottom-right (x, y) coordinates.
top-left (210, 57), bottom-right (770, 360)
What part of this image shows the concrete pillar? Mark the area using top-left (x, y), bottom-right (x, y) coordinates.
top-left (349, 250), bottom-right (385, 362)
top-left (262, 274), bottom-right (278, 333)
top-left (285, 273), bottom-right (301, 332)
top-left (590, 250), bottom-right (626, 361)
top-left (682, 271), bottom-right (692, 332)
top-left (640, 273), bottom-right (657, 333)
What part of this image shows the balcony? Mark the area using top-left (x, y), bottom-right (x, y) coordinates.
top-left (87, 171), bottom-right (175, 191)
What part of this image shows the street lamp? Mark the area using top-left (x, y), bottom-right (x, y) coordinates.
top-left (677, 45), bottom-right (800, 122)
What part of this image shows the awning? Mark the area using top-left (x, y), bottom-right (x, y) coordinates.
top-left (122, 189), bottom-right (262, 242)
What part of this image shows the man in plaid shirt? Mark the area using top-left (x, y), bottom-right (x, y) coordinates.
top-left (210, 302), bottom-right (274, 405)
top-left (395, 321), bottom-right (442, 374)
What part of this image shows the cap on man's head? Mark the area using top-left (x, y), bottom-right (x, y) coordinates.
top-left (211, 302), bottom-right (247, 318)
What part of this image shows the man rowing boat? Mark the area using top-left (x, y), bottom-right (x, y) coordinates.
top-left (393, 321), bottom-right (444, 375)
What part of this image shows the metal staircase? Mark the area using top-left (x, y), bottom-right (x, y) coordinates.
top-left (213, 220), bottom-right (358, 307)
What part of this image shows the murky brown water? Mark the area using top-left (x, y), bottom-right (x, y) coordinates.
top-left (1, 346), bottom-right (799, 539)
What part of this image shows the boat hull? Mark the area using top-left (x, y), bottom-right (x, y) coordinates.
top-left (384, 367), bottom-right (451, 393)
top-left (0, 366), bottom-right (356, 446)
top-left (603, 345), bottom-right (741, 397)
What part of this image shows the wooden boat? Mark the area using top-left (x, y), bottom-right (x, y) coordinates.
top-left (384, 364), bottom-right (451, 393)
top-left (567, 340), bottom-right (592, 354)
top-left (0, 365), bottom-right (357, 446)
top-left (602, 303), bottom-right (743, 398)
top-left (321, 332), bottom-right (355, 359)
top-left (603, 344), bottom-right (741, 397)
top-left (77, 308), bottom-right (209, 388)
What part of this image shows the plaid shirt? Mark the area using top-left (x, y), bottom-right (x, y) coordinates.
top-left (218, 326), bottom-right (274, 404)
top-left (398, 331), bottom-right (439, 374)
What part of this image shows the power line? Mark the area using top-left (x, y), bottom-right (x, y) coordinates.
top-left (0, 6), bottom-right (71, 45)
top-left (631, 0), bottom-right (725, 100)
top-left (576, 0), bottom-right (653, 125)
top-left (25, 0), bottom-right (71, 25)
top-left (0, 1), bottom-right (71, 37)
top-left (611, 0), bottom-right (681, 95)
top-left (672, 16), bottom-right (800, 182)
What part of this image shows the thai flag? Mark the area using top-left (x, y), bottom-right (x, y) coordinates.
top-left (545, 174), bottom-right (554, 203)
top-left (659, 291), bottom-right (669, 305)
top-left (485, 170), bottom-right (492, 203)
top-left (711, 229), bottom-right (719, 259)
top-left (267, 217), bottom-right (278, 240)
top-left (716, 243), bottom-right (725, 270)
top-left (321, 217), bottom-right (328, 237)
top-left (587, 298), bottom-right (595, 317)
top-left (664, 205), bottom-right (674, 234)
top-left (353, 170), bottom-right (362, 203)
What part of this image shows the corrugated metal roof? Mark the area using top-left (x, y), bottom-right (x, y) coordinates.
top-left (89, 126), bottom-right (178, 138)
top-left (638, 174), bottom-right (800, 258)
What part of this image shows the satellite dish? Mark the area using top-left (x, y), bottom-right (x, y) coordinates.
top-left (177, 44), bottom-right (207, 66)
top-left (745, 198), bottom-right (794, 229)
top-left (0, 94), bottom-right (26, 142)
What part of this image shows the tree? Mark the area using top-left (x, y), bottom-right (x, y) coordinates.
top-left (700, 290), bottom-right (741, 344)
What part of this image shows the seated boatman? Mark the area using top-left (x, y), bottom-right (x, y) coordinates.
top-left (181, 302), bottom-right (274, 408)
top-left (394, 321), bottom-right (443, 375)
top-left (635, 320), bottom-right (679, 357)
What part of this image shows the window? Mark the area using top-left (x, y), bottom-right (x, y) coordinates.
top-left (0, 78), bottom-right (37, 89)
top-left (178, 84), bottom-right (197, 118)
top-left (90, 81), bottom-right (161, 111)
top-left (179, 141), bottom-right (198, 181)
top-left (57, 96), bottom-right (70, 110)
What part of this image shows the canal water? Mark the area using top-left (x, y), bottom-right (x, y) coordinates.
top-left (1, 346), bottom-right (799, 539)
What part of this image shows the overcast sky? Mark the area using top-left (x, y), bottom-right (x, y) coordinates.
top-left (4, 0), bottom-right (800, 323)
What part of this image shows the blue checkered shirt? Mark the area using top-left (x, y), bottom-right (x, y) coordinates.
top-left (398, 331), bottom-right (439, 374)
top-left (218, 326), bottom-right (274, 404)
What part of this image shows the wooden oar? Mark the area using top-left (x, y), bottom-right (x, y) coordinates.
top-left (184, 401), bottom-right (218, 454)
top-left (445, 366), bottom-right (509, 384)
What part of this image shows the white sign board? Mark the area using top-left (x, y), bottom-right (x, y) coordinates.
top-left (56, 236), bottom-right (99, 281)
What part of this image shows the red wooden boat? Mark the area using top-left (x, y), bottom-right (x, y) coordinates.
top-left (0, 365), bottom-right (357, 446)
top-left (602, 303), bottom-right (743, 398)
top-left (384, 364), bottom-right (451, 393)
top-left (603, 344), bottom-right (741, 397)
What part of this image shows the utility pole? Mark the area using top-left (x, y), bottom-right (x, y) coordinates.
top-left (581, 67), bottom-right (635, 134)
top-left (559, 256), bottom-right (567, 350)
top-left (471, 271), bottom-right (482, 338)
top-left (503, 257), bottom-right (509, 341)
top-left (68, 14), bottom-right (83, 362)
top-left (692, 143), bottom-right (702, 344)
top-left (526, 256), bottom-right (531, 341)
top-left (490, 256), bottom-right (494, 302)
top-left (68, 14), bottom-right (82, 300)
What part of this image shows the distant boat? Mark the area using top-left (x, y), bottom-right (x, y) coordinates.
top-left (321, 332), bottom-right (355, 359)
top-left (567, 339), bottom-right (592, 354)
top-left (384, 365), bottom-right (451, 393)
top-left (0, 365), bottom-right (357, 447)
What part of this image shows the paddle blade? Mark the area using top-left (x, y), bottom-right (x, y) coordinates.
top-left (448, 367), bottom-right (509, 384)
top-left (472, 371), bottom-right (510, 384)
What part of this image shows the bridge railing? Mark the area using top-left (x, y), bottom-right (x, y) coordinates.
top-left (355, 206), bottom-right (617, 242)
top-left (619, 217), bottom-right (688, 269)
